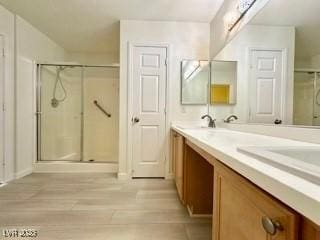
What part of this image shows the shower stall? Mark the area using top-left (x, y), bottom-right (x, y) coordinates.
top-left (293, 70), bottom-right (320, 126)
top-left (36, 64), bottom-right (119, 163)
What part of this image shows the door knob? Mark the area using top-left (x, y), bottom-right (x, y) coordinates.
top-left (274, 119), bottom-right (282, 125)
top-left (133, 117), bottom-right (140, 123)
top-left (261, 216), bottom-right (283, 235)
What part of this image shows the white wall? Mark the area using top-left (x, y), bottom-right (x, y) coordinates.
top-left (0, 5), bottom-right (15, 181)
top-left (295, 53), bottom-right (320, 69)
top-left (16, 16), bottom-right (65, 62)
top-left (210, 25), bottom-right (295, 124)
top-left (15, 15), bottom-right (66, 178)
top-left (119, 20), bottom-right (210, 178)
top-left (65, 51), bottom-right (119, 65)
top-left (295, 56), bottom-right (312, 69)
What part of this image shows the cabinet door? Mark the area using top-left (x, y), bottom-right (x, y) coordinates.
top-left (172, 131), bottom-right (184, 202)
top-left (213, 162), bottom-right (298, 240)
top-left (301, 217), bottom-right (320, 240)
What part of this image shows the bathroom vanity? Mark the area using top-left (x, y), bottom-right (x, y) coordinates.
top-left (171, 127), bottom-right (320, 240)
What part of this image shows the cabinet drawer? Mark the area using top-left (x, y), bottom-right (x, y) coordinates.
top-left (213, 161), bottom-right (299, 240)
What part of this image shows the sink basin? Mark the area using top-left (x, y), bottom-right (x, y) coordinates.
top-left (270, 148), bottom-right (320, 166)
top-left (238, 146), bottom-right (320, 185)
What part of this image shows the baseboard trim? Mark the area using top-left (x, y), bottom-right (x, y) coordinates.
top-left (14, 168), bottom-right (33, 179)
top-left (117, 172), bottom-right (131, 180)
top-left (33, 162), bottom-right (118, 173)
top-left (4, 173), bottom-right (15, 183)
top-left (187, 205), bottom-right (213, 218)
top-left (165, 173), bottom-right (174, 180)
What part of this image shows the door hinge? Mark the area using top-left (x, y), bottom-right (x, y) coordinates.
top-left (2, 103), bottom-right (5, 112)
top-left (165, 58), bottom-right (168, 66)
top-left (2, 48), bottom-right (5, 57)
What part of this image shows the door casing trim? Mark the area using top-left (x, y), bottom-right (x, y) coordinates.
top-left (0, 33), bottom-right (6, 183)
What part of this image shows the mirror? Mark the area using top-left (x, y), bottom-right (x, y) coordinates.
top-left (210, 0), bottom-right (320, 127)
top-left (181, 60), bottom-right (209, 105)
top-left (210, 61), bottom-right (237, 105)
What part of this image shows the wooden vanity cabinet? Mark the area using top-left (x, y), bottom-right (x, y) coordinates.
top-left (213, 160), bottom-right (299, 240)
top-left (172, 130), bottom-right (186, 203)
top-left (185, 143), bottom-right (213, 215)
top-left (301, 218), bottom-right (320, 240)
top-left (172, 130), bottom-right (213, 213)
top-left (171, 129), bottom-right (320, 240)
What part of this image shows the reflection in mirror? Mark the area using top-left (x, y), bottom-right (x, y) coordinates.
top-left (294, 71), bottom-right (320, 126)
top-left (210, 61), bottom-right (237, 105)
top-left (210, 0), bottom-right (320, 128)
top-left (250, 0), bottom-right (320, 127)
top-left (181, 60), bottom-right (209, 105)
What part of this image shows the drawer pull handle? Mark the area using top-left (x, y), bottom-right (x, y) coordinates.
top-left (261, 216), bottom-right (284, 235)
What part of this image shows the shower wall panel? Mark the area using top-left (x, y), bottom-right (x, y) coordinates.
top-left (83, 68), bottom-right (119, 162)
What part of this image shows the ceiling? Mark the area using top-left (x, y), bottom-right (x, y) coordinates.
top-left (0, 0), bottom-right (224, 54)
top-left (250, 0), bottom-right (320, 59)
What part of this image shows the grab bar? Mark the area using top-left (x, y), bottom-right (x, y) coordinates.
top-left (93, 100), bottom-right (111, 118)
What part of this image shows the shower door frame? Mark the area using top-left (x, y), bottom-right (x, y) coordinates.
top-left (36, 63), bottom-right (119, 162)
top-left (294, 69), bottom-right (320, 126)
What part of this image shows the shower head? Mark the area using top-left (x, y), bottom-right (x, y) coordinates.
top-left (51, 65), bottom-right (69, 108)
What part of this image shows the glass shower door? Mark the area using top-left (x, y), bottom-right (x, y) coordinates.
top-left (39, 65), bottom-right (83, 161)
top-left (293, 71), bottom-right (320, 126)
top-left (293, 71), bottom-right (315, 126)
top-left (82, 67), bottom-right (119, 162)
top-left (314, 73), bottom-right (320, 126)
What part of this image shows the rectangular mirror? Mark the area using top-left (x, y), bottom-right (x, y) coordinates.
top-left (181, 60), bottom-right (209, 105)
top-left (210, 61), bottom-right (237, 105)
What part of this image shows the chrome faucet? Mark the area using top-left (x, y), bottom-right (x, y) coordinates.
top-left (201, 115), bottom-right (216, 128)
top-left (224, 115), bottom-right (238, 123)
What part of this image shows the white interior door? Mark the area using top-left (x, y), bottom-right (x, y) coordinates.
top-left (0, 36), bottom-right (4, 183)
top-left (132, 46), bottom-right (167, 178)
top-left (249, 49), bottom-right (284, 124)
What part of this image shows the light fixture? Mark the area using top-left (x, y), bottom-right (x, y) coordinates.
top-left (225, 0), bottom-right (257, 32)
top-left (223, 10), bottom-right (241, 30)
top-left (238, 0), bottom-right (255, 14)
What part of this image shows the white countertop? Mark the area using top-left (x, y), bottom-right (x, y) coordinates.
top-left (172, 124), bottom-right (320, 225)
